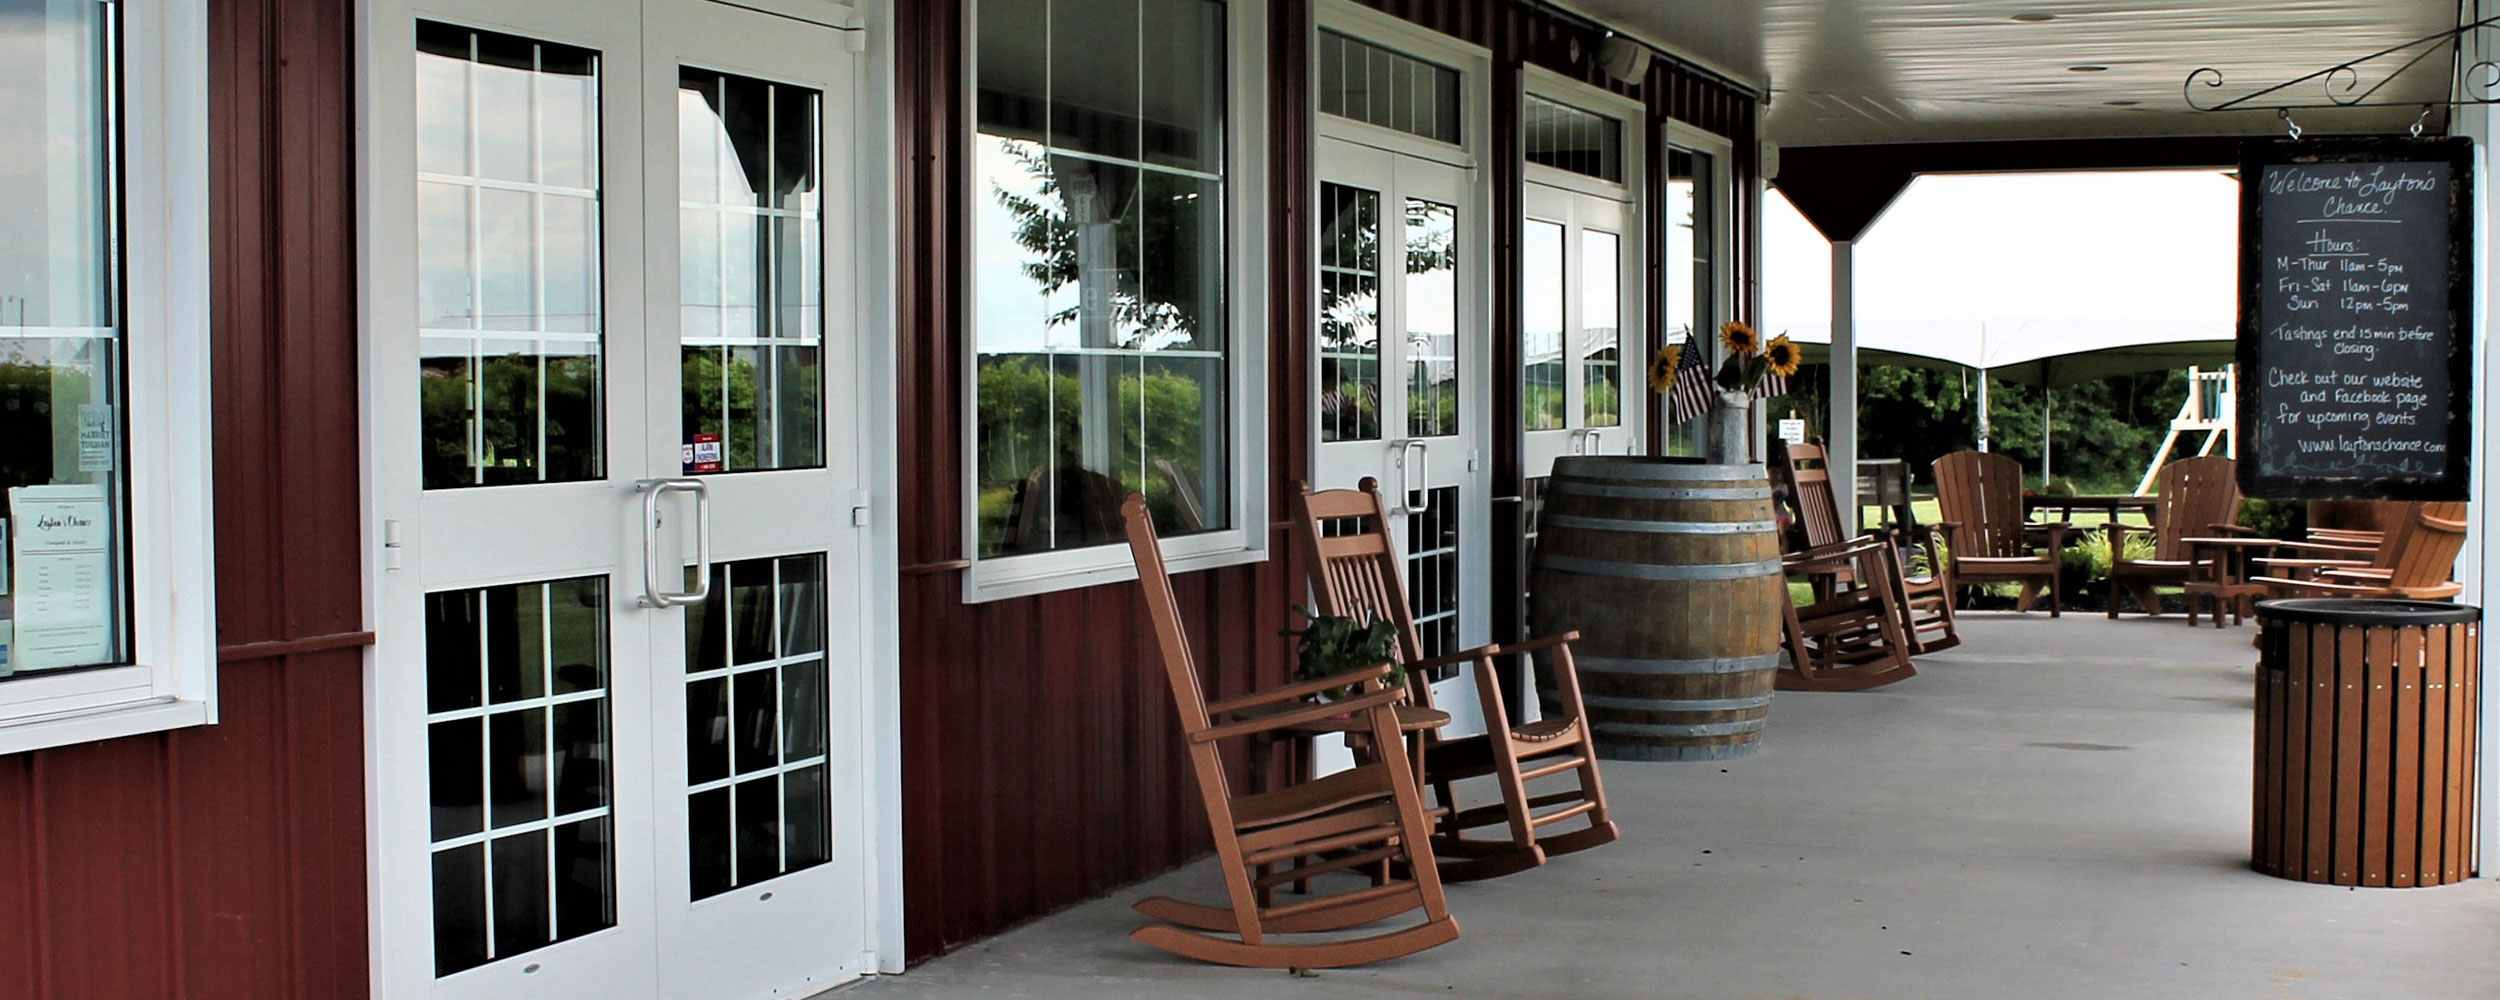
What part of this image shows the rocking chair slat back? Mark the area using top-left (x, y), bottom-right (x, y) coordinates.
top-left (2148, 456), bottom-right (2242, 562)
top-left (1784, 443), bottom-right (1851, 550)
top-left (1932, 451), bottom-right (2028, 557)
top-left (2386, 502), bottom-right (2471, 592)
top-left (1293, 478), bottom-right (1435, 708)
top-left (1126, 494), bottom-right (1215, 732)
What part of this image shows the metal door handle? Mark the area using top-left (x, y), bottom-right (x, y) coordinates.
top-left (637, 478), bottom-right (711, 608)
top-left (1393, 439), bottom-right (1430, 514)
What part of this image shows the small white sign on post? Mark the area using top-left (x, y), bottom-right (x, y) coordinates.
top-left (1777, 418), bottom-right (1807, 446)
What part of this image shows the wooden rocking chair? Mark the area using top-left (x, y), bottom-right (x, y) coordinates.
top-left (1932, 450), bottom-right (2067, 615)
top-left (1780, 443), bottom-right (1959, 655)
top-left (1120, 495), bottom-right (1460, 968)
top-left (2106, 455), bottom-right (2240, 618)
top-left (1778, 535), bottom-right (1920, 691)
top-left (1292, 480), bottom-right (1619, 883)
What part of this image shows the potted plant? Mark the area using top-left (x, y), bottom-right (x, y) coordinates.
top-left (1280, 605), bottom-right (1404, 703)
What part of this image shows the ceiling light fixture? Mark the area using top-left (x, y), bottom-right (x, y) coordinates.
top-left (2068, 65), bottom-right (2110, 72)
top-left (2106, 100), bottom-right (2140, 106)
top-left (2012, 12), bottom-right (2056, 22)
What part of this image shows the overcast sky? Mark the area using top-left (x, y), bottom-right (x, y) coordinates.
top-left (1763, 170), bottom-right (2240, 369)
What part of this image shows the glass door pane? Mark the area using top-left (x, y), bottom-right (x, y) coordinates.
top-left (417, 23), bottom-right (607, 489)
top-left (1665, 146), bottom-right (1716, 457)
top-left (676, 70), bottom-right (824, 474)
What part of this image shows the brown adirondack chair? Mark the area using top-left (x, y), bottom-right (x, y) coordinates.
top-left (1932, 450), bottom-right (2067, 615)
top-left (2252, 502), bottom-right (2470, 601)
top-left (1292, 480), bottom-right (1618, 883)
top-left (1778, 535), bottom-right (1920, 691)
top-left (1120, 495), bottom-right (1460, 968)
top-left (1781, 443), bottom-right (1959, 654)
top-left (2106, 455), bottom-right (2240, 618)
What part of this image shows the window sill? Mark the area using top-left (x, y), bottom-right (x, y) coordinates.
top-left (962, 531), bottom-right (1268, 604)
top-left (0, 694), bottom-right (213, 756)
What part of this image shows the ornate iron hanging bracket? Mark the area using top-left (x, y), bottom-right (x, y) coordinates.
top-left (2185, 14), bottom-right (2500, 113)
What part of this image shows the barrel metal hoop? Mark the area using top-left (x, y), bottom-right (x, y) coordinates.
top-left (1549, 690), bottom-right (1774, 712)
top-left (1547, 481), bottom-right (1774, 502)
top-left (1552, 460), bottom-right (1763, 483)
top-left (1539, 514), bottom-right (1777, 535)
top-left (1592, 719), bottom-right (1767, 738)
top-left (1536, 554), bottom-right (1785, 581)
top-left (1573, 653), bottom-right (1783, 675)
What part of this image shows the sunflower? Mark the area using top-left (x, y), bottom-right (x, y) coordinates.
top-left (1720, 320), bottom-right (1759, 355)
top-left (1762, 334), bottom-right (1802, 377)
top-left (1647, 344), bottom-right (1682, 391)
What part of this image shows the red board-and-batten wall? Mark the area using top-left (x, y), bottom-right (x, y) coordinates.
top-left (897, 0), bottom-right (1759, 960)
top-left (0, 0), bottom-right (371, 997)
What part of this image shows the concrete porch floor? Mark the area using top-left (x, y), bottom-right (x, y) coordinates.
top-left (848, 614), bottom-right (2500, 1000)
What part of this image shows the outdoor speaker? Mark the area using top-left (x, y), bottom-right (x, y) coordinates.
top-left (1597, 35), bottom-right (1650, 84)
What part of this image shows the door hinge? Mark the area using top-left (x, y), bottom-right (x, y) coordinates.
top-left (382, 518), bottom-right (404, 571)
top-left (839, 10), bottom-right (868, 52)
top-left (850, 489), bottom-right (872, 528)
top-left (1467, 449), bottom-right (1482, 472)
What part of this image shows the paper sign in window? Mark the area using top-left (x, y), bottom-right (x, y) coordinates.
top-left (10, 485), bottom-right (115, 672)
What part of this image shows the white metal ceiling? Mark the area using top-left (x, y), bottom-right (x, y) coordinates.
top-left (1558, 0), bottom-right (2470, 147)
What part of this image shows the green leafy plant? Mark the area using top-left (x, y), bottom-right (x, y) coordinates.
top-left (1280, 605), bottom-right (1404, 702)
top-left (2237, 498), bottom-right (2304, 540)
top-left (2043, 476), bottom-right (2079, 497)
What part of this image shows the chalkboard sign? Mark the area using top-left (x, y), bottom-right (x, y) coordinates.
top-left (2239, 137), bottom-right (2474, 501)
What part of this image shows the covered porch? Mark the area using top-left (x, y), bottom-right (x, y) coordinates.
top-left (858, 615), bottom-right (2500, 998)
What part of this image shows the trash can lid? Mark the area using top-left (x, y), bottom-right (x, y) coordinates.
top-left (2256, 598), bottom-right (2481, 627)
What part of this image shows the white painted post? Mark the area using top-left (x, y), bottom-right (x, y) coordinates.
top-left (2467, 101), bottom-right (2496, 882)
top-left (1831, 240), bottom-right (1858, 518)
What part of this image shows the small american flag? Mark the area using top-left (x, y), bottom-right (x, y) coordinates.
top-left (1667, 329), bottom-right (1715, 425)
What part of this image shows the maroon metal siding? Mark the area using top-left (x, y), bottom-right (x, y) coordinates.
top-left (896, 0), bottom-right (1757, 963)
top-left (0, 0), bottom-right (371, 997)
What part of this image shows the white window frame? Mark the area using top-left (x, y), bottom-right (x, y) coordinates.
top-left (959, 0), bottom-right (1272, 603)
top-left (0, 0), bottom-right (218, 755)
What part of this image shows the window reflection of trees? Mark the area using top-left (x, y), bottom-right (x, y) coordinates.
top-left (975, 141), bottom-right (1227, 556)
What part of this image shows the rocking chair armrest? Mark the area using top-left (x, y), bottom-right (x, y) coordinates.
top-left (1489, 631), bottom-right (1582, 657)
top-left (1205, 662), bottom-right (1395, 715)
top-left (2272, 539), bottom-right (2378, 556)
top-left (1782, 536), bottom-right (1886, 572)
top-left (1404, 646), bottom-right (1498, 675)
top-left (2251, 556), bottom-right (2371, 575)
top-left (1192, 687), bottom-right (1406, 744)
top-left (2204, 523), bottom-right (2261, 536)
top-left (2316, 567), bottom-right (2397, 584)
top-left (2247, 575), bottom-right (2395, 598)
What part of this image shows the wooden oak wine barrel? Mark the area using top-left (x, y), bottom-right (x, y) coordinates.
top-left (1530, 457), bottom-right (1787, 761)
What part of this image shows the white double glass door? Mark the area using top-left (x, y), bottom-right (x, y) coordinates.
top-left (1313, 135), bottom-right (1489, 737)
top-left (370, 1), bottom-right (873, 998)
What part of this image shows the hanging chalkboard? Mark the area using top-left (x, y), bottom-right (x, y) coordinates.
top-left (2238, 136), bottom-right (2474, 501)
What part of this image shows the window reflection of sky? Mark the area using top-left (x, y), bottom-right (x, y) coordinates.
top-left (0, 0), bottom-right (114, 332)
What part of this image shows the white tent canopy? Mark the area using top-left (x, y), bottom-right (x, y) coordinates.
top-left (1765, 170), bottom-right (2239, 374)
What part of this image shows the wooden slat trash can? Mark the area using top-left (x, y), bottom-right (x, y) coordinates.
top-left (2253, 598), bottom-right (2481, 887)
top-left (1530, 457), bottom-right (1787, 762)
